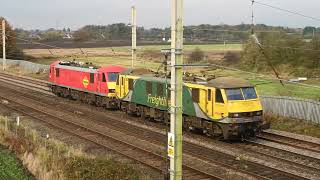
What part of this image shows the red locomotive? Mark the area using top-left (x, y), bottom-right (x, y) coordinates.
top-left (48, 60), bottom-right (126, 108)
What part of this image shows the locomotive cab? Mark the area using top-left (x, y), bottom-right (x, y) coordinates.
top-left (95, 66), bottom-right (127, 97)
top-left (206, 77), bottom-right (265, 139)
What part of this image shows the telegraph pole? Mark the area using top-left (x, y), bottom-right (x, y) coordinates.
top-left (169, 0), bottom-right (183, 179)
top-left (2, 20), bottom-right (6, 71)
top-left (131, 6), bottom-right (137, 68)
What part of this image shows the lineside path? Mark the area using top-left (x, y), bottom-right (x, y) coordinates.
top-left (0, 72), bottom-right (318, 179)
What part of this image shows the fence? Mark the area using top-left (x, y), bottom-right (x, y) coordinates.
top-left (0, 59), bottom-right (49, 73)
top-left (261, 96), bottom-right (320, 124)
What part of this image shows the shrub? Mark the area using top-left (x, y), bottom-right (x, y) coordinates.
top-left (188, 47), bottom-right (205, 63)
top-left (64, 157), bottom-right (140, 180)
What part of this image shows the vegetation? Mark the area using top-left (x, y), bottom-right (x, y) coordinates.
top-left (188, 47), bottom-right (205, 63)
top-left (0, 116), bottom-right (143, 179)
top-left (64, 157), bottom-right (139, 180)
top-left (0, 145), bottom-right (34, 179)
top-left (14, 23), bottom-right (307, 43)
top-left (241, 32), bottom-right (320, 77)
top-left (264, 114), bottom-right (320, 138)
top-left (0, 17), bottom-right (25, 60)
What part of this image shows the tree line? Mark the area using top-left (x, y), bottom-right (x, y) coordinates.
top-left (14, 23), bottom-right (313, 43)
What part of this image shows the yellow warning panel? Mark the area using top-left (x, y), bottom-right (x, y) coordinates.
top-left (168, 132), bottom-right (175, 158)
top-left (82, 76), bottom-right (89, 88)
top-left (168, 146), bottom-right (174, 158)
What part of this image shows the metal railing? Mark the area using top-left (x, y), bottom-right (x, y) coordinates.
top-left (261, 96), bottom-right (320, 124)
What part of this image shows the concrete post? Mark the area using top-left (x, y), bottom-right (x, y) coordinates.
top-left (169, 0), bottom-right (183, 179)
top-left (2, 20), bottom-right (6, 71)
top-left (131, 6), bottom-right (137, 68)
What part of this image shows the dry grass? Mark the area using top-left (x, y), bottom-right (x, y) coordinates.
top-left (0, 116), bottom-right (142, 179)
top-left (264, 114), bottom-right (320, 138)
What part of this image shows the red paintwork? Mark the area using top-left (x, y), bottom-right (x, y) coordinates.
top-left (49, 61), bottom-right (127, 95)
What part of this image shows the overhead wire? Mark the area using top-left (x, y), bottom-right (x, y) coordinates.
top-left (252, 0), bottom-right (320, 22)
top-left (208, 63), bottom-right (320, 89)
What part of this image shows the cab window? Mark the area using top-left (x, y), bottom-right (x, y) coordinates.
top-left (242, 87), bottom-right (257, 99)
top-left (102, 73), bottom-right (106, 82)
top-left (208, 89), bottom-right (212, 101)
top-left (215, 89), bottom-right (224, 103)
top-left (226, 88), bottom-right (244, 100)
top-left (108, 72), bottom-right (118, 82)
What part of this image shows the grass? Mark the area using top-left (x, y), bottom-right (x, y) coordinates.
top-left (139, 44), bottom-right (243, 51)
top-left (0, 116), bottom-right (144, 179)
top-left (0, 145), bottom-right (34, 180)
top-left (264, 114), bottom-right (320, 138)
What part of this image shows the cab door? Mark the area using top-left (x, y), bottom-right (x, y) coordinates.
top-left (98, 72), bottom-right (107, 94)
top-left (120, 76), bottom-right (126, 97)
top-left (206, 88), bottom-right (214, 118)
top-left (213, 89), bottom-right (228, 119)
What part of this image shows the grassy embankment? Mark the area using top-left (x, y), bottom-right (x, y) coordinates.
top-left (264, 115), bottom-right (320, 138)
top-left (0, 144), bottom-right (33, 179)
top-left (0, 116), bottom-right (142, 179)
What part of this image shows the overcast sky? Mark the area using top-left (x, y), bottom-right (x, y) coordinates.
top-left (1, 0), bottom-right (320, 30)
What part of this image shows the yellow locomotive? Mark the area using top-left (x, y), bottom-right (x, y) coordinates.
top-left (116, 70), bottom-right (267, 140)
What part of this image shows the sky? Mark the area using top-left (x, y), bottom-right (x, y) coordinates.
top-left (1, 0), bottom-right (320, 30)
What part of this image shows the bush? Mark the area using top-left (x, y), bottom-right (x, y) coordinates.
top-left (188, 47), bottom-right (205, 63)
top-left (224, 51), bottom-right (241, 64)
top-left (64, 157), bottom-right (140, 180)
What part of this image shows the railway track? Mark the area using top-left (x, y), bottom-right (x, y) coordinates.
top-left (0, 72), bottom-right (51, 94)
top-left (258, 131), bottom-right (320, 154)
top-left (0, 72), bottom-right (318, 179)
top-left (0, 88), bottom-right (222, 180)
top-left (242, 140), bottom-right (320, 172)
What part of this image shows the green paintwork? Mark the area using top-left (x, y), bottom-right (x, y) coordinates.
top-left (130, 77), bottom-right (197, 116)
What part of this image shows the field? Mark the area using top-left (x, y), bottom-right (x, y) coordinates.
top-left (22, 43), bottom-right (320, 100)
top-left (0, 145), bottom-right (33, 179)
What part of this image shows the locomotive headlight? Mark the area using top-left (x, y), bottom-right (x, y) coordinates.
top-left (233, 113), bottom-right (240, 118)
top-left (255, 111), bottom-right (263, 116)
top-left (229, 113), bottom-right (241, 118)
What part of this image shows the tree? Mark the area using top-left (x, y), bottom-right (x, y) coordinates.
top-left (303, 26), bottom-right (316, 37)
top-left (188, 47), bottom-right (205, 63)
top-left (0, 17), bottom-right (24, 59)
top-left (73, 30), bottom-right (89, 42)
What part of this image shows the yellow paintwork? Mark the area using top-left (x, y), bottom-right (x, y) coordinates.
top-left (116, 74), bottom-right (139, 98)
top-left (107, 82), bottom-right (117, 97)
top-left (183, 83), bottom-right (262, 121)
top-left (116, 74), bottom-right (263, 121)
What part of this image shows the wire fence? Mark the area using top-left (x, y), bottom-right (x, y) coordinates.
top-left (0, 59), bottom-right (49, 73)
top-left (261, 96), bottom-right (320, 124)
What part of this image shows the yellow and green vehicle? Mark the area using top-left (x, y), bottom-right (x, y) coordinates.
top-left (116, 69), bottom-right (268, 140)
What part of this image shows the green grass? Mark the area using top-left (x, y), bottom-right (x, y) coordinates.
top-left (139, 44), bottom-right (243, 51)
top-left (206, 69), bottom-right (320, 100)
top-left (0, 145), bottom-right (34, 180)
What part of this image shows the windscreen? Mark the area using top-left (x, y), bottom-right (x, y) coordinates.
top-left (226, 89), bottom-right (244, 100)
top-left (226, 87), bottom-right (257, 101)
top-left (108, 72), bottom-right (118, 82)
top-left (242, 87), bottom-right (257, 100)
